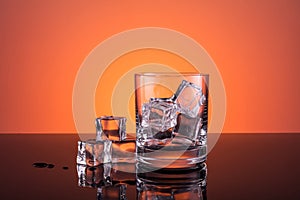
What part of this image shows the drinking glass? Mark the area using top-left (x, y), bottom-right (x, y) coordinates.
top-left (135, 73), bottom-right (209, 170)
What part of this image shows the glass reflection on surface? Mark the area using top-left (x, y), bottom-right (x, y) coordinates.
top-left (77, 162), bottom-right (207, 199)
top-left (136, 163), bottom-right (207, 200)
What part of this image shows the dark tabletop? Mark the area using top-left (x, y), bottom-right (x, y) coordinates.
top-left (0, 133), bottom-right (299, 200)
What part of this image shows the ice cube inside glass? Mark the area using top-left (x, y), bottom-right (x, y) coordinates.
top-left (172, 80), bottom-right (206, 118)
top-left (142, 100), bottom-right (178, 132)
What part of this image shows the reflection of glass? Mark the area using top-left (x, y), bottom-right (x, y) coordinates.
top-left (136, 162), bottom-right (207, 200)
top-left (76, 162), bottom-right (207, 199)
top-left (97, 184), bottom-right (128, 200)
top-left (135, 73), bottom-right (209, 170)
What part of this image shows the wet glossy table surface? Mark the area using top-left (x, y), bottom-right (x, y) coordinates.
top-left (0, 133), bottom-right (299, 200)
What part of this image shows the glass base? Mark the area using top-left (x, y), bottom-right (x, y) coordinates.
top-left (136, 144), bottom-right (206, 171)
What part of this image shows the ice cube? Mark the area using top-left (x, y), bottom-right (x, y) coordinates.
top-left (103, 140), bottom-right (112, 163)
top-left (172, 80), bottom-right (206, 118)
top-left (77, 141), bottom-right (86, 165)
top-left (174, 113), bottom-right (203, 141)
top-left (96, 116), bottom-right (127, 141)
top-left (86, 139), bottom-right (112, 166)
top-left (141, 100), bottom-right (178, 132)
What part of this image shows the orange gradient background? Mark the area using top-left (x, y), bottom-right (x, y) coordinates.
top-left (0, 0), bottom-right (299, 133)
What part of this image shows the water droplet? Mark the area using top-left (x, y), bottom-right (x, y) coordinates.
top-left (32, 162), bottom-right (48, 168)
top-left (47, 164), bottom-right (55, 168)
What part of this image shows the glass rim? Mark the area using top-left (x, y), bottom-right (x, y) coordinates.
top-left (134, 72), bottom-right (209, 77)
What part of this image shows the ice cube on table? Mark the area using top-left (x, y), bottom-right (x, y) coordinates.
top-left (141, 100), bottom-right (178, 132)
top-left (96, 116), bottom-right (127, 141)
top-left (86, 139), bottom-right (112, 166)
top-left (172, 80), bottom-right (206, 118)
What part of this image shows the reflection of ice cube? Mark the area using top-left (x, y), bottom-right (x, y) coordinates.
top-left (103, 163), bottom-right (112, 184)
top-left (97, 184), bottom-right (127, 200)
top-left (77, 164), bottom-right (86, 187)
top-left (77, 164), bottom-right (103, 188)
top-left (141, 100), bottom-right (178, 132)
top-left (86, 139), bottom-right (112, 166)
top-left (77, 141), bottom-right (86, 165)
top-left (172, 80), bottom-right (206, 118)
top-left (96, 116), bottom-right (127, 141)
top-left (76, 163), bottom-right (136, 189)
